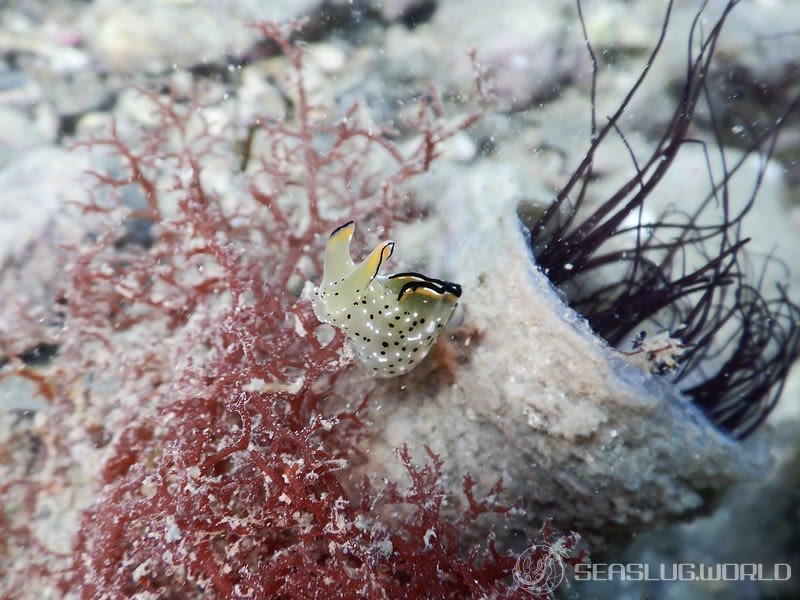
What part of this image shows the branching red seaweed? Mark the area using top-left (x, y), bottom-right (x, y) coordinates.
top-left (0, 20), bottom-right (579, 600)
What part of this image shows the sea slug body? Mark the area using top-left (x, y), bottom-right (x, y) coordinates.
top-left (313, 221), bottom-right (462, 377)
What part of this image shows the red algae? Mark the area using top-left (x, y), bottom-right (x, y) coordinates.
top-left (0, 21), bottom-right (581, 599)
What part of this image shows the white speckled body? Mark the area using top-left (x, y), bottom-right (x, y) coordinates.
top-left (312, 222), bottom-right (461, 377)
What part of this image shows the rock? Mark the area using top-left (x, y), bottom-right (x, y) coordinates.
top-left (79, 0), bottom-right (325, 74)
top-left (0, 107), bottom-right (49, 169)
top-left (430, 0), bottom-right (585, 111)
top-left (375, 0), bottom-right (435, 23)
top-left (0, 147), bottom-right (91, 355)
top-left (339, 150), bottom-right (767, 551)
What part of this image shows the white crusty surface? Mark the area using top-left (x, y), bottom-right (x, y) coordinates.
top-left (340, 160), bottom-right (766, 551)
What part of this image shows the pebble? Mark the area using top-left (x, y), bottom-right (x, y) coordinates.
top-left (0, 106), bottom-right (49, 169)
top-left (376, 0), bottom-right (433, 22)
top-left (430, 0), bottom-right (583, 111)
top-left (79, 0), bottom-right (325, 74)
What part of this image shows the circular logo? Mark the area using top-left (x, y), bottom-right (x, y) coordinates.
top-left (513, 541), bottom-right (567, 596)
